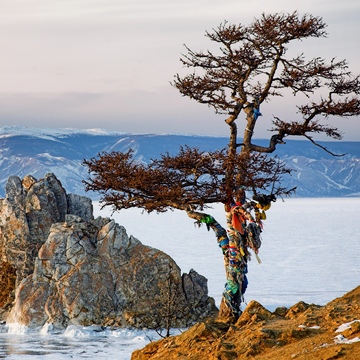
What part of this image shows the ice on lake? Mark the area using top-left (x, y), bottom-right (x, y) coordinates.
top-left (94, 197), bottom-right (360, 310)
top-left (0, 322), bottom-right (171, 359)
top-left (1, 198), bottom-right (359, 359)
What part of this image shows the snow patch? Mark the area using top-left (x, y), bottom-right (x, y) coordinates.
top-left (334, 334), bottom-right (360, 344)
top-left (5, 322), bottom-right (29, 334)
top-left (37, 153), bottom-right (66, 161)
top-left (0, 134), bottom-right (16, 139)
top-left (298, 325), bottom-right (321, 329)
top-left (316, 170), bottom-right (350, 190)
top-left (40, 322), bottom-right (54, 335)
top-left (335, 319), bottom-right (360, 333)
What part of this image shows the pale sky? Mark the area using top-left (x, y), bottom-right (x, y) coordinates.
top-left (0, 0), bottom-right (359, 140)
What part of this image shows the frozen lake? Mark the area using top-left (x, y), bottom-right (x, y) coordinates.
top-left (1, 197), bottom-right (359, 359)
top-left (0, 324), bottom-right (169, 359)
top-left (95, 197), bottom-right (360, 309)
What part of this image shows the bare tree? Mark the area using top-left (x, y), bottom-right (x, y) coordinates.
top-left (83, 12), bottom-right (360, 319)
top-left (141, 264), bottom-right (188, 338)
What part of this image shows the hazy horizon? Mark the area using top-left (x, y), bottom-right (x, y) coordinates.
top-left (1, 1), bottom-right (359, 140)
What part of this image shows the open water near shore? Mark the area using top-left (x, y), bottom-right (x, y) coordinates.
top-left (1, 198), bottom-right (359, 359)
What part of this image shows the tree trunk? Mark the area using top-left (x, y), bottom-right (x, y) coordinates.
top-left (186, 206), bottom-right (247, 320)
top-left (219, 298), bottom-right (235, 318)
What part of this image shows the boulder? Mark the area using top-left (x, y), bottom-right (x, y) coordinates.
top-left (1, 174), bottom-right (218, 328)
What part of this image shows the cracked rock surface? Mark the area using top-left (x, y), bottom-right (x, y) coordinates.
top-left (0, 174), bottom-right (217, 328)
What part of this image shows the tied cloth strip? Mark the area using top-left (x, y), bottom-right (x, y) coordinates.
top-left (223, 272), bottom-right (248, 318)
top-left (224, 209), bottom-right (250, 317)
top-left (199, 215), bottom-right (229, 256)
top-left (199, 213), bottom-right (246, 317)
top-left (246, 222), bottom-right (262, 264)
top-left (199, 199), bottom-right (265, 317)
top-left (253, 108), bottom-right (262, 120)
top-left (223, 202), bottom-right (263, 316)
top-left (230, 205), bottom-right (262, 264)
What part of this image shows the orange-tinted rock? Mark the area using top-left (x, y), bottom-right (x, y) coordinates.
top-left (132, 286), bottom-right (360, 360)
top-left (0, 173), bottom-right (79, 284)
top-left (2, 174), bottom-right (217, 329)
top-left (285, 301), bottom-right (310, 319)
top-left (0, 261), bottom-right (16, 311)
top-left (8, 214), bottom-right (217, 329)
top-left (235, 300), bottom-right (275, 327)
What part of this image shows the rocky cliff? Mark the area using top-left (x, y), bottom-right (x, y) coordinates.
top-left (0, 174), bottom-right (217, 329)
top-left (132, 286), bottom-right (360, 360)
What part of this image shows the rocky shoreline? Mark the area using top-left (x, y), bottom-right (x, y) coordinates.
top-left (132, 286), bottom-right (360, 359)
top-left (2, 173), bottom-right (359, 359)
top-left (0, 173), bottom-right (217, 329)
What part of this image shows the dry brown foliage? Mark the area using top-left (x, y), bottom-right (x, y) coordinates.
top-left (83, 146), bottom-right (291, 213)
top-left (83, 12), bottom-right (359, 320)
top-left (84, 12), bottom-right (359, 211)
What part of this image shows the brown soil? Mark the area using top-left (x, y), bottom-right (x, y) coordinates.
top-left (132, 285), bottom-right (360, 360)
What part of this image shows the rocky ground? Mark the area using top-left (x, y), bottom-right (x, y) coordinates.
top-left (132, 285), bottom-right (360, 360)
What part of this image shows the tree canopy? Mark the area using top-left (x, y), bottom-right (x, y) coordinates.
top-left (84, 12), bottom-right (360, 212)
top-left (83, 12), bottom-right (360, 318)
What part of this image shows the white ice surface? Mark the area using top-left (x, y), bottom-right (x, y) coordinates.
top-left (1, 198), bottom-right (359, 359)
top-left (0, 323), bottom-right (171, 359)
top-left (94, 197), bottom-right (360, 309)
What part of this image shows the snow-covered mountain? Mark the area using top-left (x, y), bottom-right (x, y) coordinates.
top-left (1, 125), bottom-right (359, 198)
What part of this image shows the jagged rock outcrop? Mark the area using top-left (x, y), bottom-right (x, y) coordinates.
top-left (132, 286), bottom-right (360, 360)
top-left (0, 174), bottom-right (217, 328)
top-left (0, 173), bottom-right (93, 286)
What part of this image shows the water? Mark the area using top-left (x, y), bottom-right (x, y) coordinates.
top-left (1, 198), bottom-right (359, 359)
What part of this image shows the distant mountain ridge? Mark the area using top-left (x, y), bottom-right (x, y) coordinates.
top-left (0, 126), bottom-right (359, 198)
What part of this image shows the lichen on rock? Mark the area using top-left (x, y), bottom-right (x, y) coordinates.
top-left (0, 173), bottom-right (218, 328)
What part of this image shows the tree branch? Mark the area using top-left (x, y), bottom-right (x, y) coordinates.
top-left (302, 134), bottom-right (346, 157)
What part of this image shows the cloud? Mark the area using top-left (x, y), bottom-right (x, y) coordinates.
top-left (0, 0), bottom-right (359, 139)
